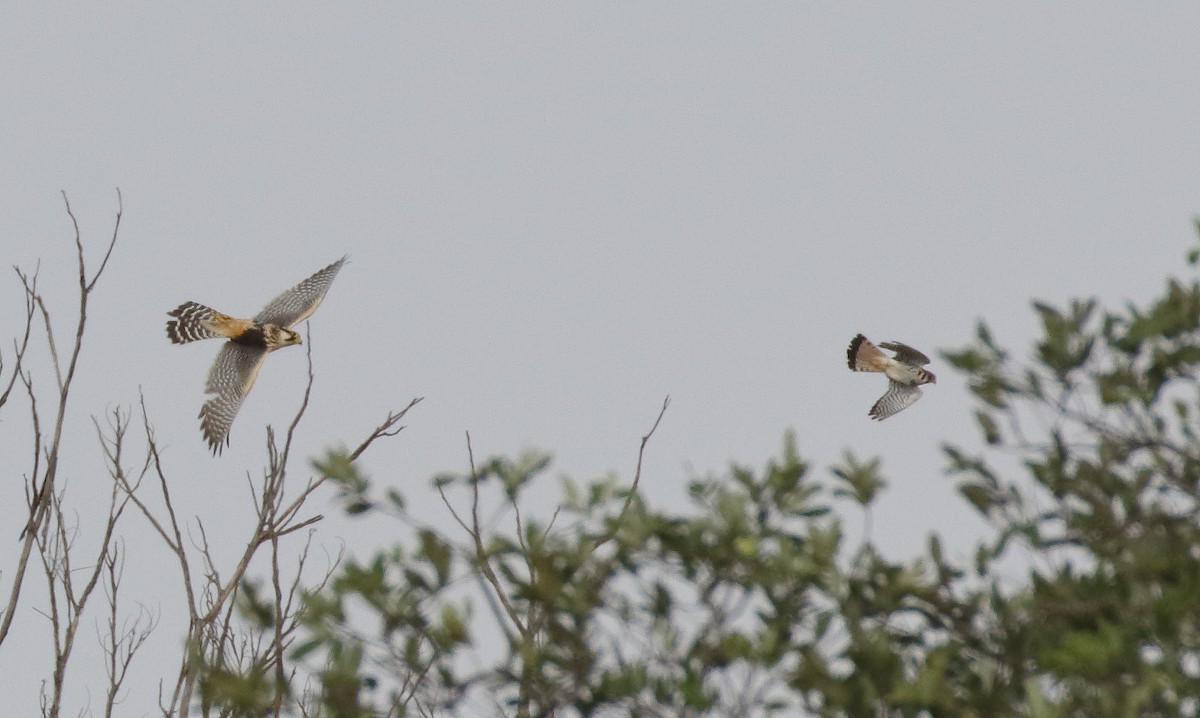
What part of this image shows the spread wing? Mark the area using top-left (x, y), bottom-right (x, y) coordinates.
top-left (869, 381), bottom-right (923, 421)
top-left (254, 256), bottom-right (347, 328)
top-left (878, 341), bottom-right (930, 367)
top-left (199, 342), bottom-right (269, 454)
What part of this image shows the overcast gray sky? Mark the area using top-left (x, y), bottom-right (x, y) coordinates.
top-left (4, 5), bottom-right (1200, 714)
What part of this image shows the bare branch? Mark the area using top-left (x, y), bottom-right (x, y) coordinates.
top-left (272, 324), bottom-right (318, 507)
top-left (100, 541), bottom-right (157, 718)
top-left (270, 532), bottom-right (287, 717)
top-left (0, 368), bottom-right (42, 644)
top-left (346, 397), bottom-right (423, 463)
top-left (0, 263), bottom-right (37, 411)
top-left (30, 404), bottom-right (135, 716)
top-left (3, 195), bottom-right (123, 653)
top-left (125, 323), bottom-right (419, 714)
top-left (592, 395), bottom-right (670, 552)
top-left (85, 188), bottom-right (122, 292)
top-left (465, 433), bottom-right (526, 634)
top-left (20, 193), bottom-right (122, 540)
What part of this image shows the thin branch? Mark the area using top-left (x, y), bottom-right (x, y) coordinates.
top-left (440, 432), bottom-right (526, 635)
top-left (273, 397), bottom-right (423, 539)
top-left (437, 484), bottom-right (473, 536)
top-left (3, 195), bottom-right (122, 649)
top-left (270, 531), bottom-right (287, 716)
top-left (34, 406), bottom-right (135, 716)
top-left (273, 323), bottom-right (318, 508)
top-left (100, 540), bottom-right (157, 718)
top-left (0, 369), bottom-right (43, 644)
top-left (21, 192), bottom-right (122, 541)
top-left (591, 395), bottom-right (670, 552)
top-left (346, 398), bottom-right (422, 463)
top-left (85, 188), bottom-right (122, 292)
top-left (0, 263), bottom-right (37, 411)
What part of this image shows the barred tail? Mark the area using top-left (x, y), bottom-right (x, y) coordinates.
top-left (847, 333), bottom-right (889, 372)
top-left (166, 302), bottom-right (224, 344)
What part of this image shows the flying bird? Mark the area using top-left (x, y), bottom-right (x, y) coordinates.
top-left (166, 257), bottom-right (347, 453)
top-left (846, 334), bottom-right (936, 420)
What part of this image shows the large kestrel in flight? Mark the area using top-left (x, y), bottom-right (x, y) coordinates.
top-left (166, 257), bottom-right (346, 453)
top-left (846, 334), bottom-right (936, 420)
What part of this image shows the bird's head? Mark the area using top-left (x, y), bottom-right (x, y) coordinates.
top-left (925, 371), bottom-right (937, 385)
top-left (263, 325), bottom-right (302, 350)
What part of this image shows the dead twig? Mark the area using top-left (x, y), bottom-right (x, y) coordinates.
top-left (592, 395), bottom-right (670, 552)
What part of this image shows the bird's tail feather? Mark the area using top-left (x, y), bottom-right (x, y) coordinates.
top-left (847, 334), bottom-right (890, 372)
top-left (166, 302), bottom-right (226, 344)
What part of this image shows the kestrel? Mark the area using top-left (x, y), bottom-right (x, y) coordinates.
top-left (166, 257), bottom-right (347, 453)
top-left (846, 334), bottom-right (936, 420)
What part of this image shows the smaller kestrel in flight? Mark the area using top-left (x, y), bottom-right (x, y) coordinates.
top-left (846, 334), bottom-right (936, 420)
top-left (166, 257), bottom-right (347, 453)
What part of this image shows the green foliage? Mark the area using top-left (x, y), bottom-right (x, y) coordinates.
top-left (831, 449), bottom-right (885, 506)
top-left (196, 660), bottom-right (276, 718)
top-left (200, 241), bottom-right (1200, 715)
top-left (286, 430), bottom-right (1033, 717)
top-left (316, 449), bottom-right (374, 515)
top-left (941, 244), bottom-right (1200, 716)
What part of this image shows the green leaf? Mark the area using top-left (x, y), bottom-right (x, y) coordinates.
top-left (975, 410), bottom-right (1001, 446)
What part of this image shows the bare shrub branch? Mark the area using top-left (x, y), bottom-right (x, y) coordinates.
top-left (2, 191), bottom-right (123, 655)
top-left (115, 333), bottom-right (419, 715)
